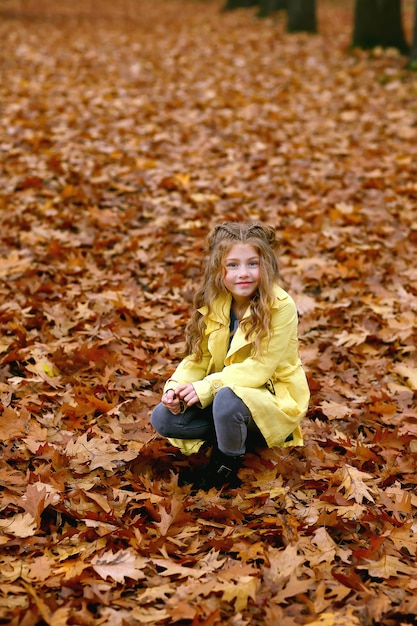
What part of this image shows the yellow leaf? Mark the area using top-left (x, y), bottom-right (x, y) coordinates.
top-left (42, 362), bottom-right (59, 377)
top-left (24, 347), bottom-right (60, 381)
top-left (174, 172), bottom-right (190, 188)
top-left (214, 575), bottom-right (259, 612)
top-left (245, 486), bottom-right (287, 500)
top-left (307, 611), bottom-right (360, 625)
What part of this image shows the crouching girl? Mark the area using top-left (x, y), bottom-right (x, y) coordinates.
top-left (151, 222), bottom-right (310, 490)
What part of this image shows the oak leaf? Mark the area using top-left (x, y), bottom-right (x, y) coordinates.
top-left (151, 557), bottom-right (206, 579)
top-left (0, 407), bottom-right (30, 441)
top-left (394, 363), bottom-right (417, 390)
top-left (213, 575), bottom-right (259, 613)
top-left (335, 464), bottom-right (376, 503)
top-left (137, 583), bottom-right (175, 604)
top-left (264, 545), bottom-right (305, 583)
top-left (384, 522), bottom-right (417, 554)
top-left (357, 555), bottom-right (416, 579)
top-left (293, 293), bottom-right (317, 315)
top-left (130, 606), bottom-right (170, 623)
top-left (25, 555), bottom-right (53, 582)
top-left (306, 608), bottom-right (361, 626)
top-left (165, 601), bottom-right (197, 622)
top-left (153, 497), bottom-right (185, 536)
top-left (48, 608), bottom-right (71, 626)
top-left (309, 527), bottom-right (352, 565)
top-left (0, 513), bottom-right (37, 538)
top-left (335, 328), bottom-right (369, 347)
top-left (21, 483), bottom-right (61, 521)
top-left (91, 549), bottom-right (148, 583)
top-left (65, 432), bottom-right (138, 471)
top-left (0, 250), bottom-right (32, 277)
top-left (271, 572), bottom-right (315, 604)
top-left (319, 400), bottom-right (350, 421)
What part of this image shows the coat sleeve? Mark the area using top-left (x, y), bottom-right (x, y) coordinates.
top-left (192, 298), bottom-right (299, 406)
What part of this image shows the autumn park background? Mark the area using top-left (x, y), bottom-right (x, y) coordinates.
top-left (0, 0), bottom-right (417, 624)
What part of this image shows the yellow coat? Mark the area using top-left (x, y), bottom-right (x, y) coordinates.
top-left (164, 284), bottom-right (310, 455)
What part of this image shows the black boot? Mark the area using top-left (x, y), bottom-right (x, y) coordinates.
top-left (191, 449), bottom-right (243, 491)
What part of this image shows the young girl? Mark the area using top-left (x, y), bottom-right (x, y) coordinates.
top-left (151, 222), bottom-right (310, 490)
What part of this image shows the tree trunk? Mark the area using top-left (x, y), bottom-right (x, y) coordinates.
top-left (222, 0), bottom-right (258, 10)
top-left (352, 0), bottom-right (409, 54)
top-left (408, 0), bottom-right (417, 67)
top-left (257, 0), bottom-right (287, 18)
top-left (287, 0), bottom-right (317, 33)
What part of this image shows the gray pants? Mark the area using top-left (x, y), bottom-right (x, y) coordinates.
top-left (150, 387), bottom-right (265, 456)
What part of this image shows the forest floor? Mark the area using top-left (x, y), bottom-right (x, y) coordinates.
top-left (0, 0), bottom-right (417, 624)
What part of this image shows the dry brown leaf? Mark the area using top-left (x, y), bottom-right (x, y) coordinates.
top-left (91, 549), bottom-right (148, 583)
top-left (0, 513), bottom-right (38, 538)
top-left (335, 464), bottom-right (376, 504)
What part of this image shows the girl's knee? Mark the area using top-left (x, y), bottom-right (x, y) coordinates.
top-left (213, 387), bottom-right (251, 428)
top-left (213, 386), bottom-right (235, 406)
top-left (150, 404), bottom-right (171, 436)
top-left (213, 387), bottom-right (246, 414)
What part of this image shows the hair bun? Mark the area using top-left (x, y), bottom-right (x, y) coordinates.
top-left (207, 222), bottom-right (279, 251)
top-left (247, 223), bottom-right (278, 247)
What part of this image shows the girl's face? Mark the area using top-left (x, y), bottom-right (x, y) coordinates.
top-left (223, 243), bottom-right (260, 304)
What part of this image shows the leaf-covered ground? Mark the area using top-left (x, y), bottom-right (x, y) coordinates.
top-left (1, 0), bottom-right (417, 624)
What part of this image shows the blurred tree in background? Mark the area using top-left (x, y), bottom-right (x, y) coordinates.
top-left (352, 0), bottom-right (409, 54)
top-left (223, 0), bottom-right (316, 31)
top-left (221, 0), bottom-right (416, 66)
top-left (407, 0), bottom-right (417, 65)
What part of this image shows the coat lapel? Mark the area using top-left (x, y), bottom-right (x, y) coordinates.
top-left (199, 285), bottom-right (288, 366)
top-left (225, 285), bottom-right (287, 362)
top-left (199, 293), bottom-right (231, 324)
top-left (199, 293), bottom-right (232, 371)
top-left (225, 307), bottom-right (251, 361)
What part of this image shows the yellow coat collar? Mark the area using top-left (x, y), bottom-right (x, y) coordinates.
top-left (198, 284), bottom-right (288, 325)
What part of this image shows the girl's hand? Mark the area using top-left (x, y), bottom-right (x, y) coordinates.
top-left (161, 390), bottom-right (183, 415)
top-left (175, 383), bottom-right (200, 407)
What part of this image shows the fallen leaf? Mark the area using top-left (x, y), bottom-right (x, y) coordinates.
top-left (357, 555), bottom-right (416, 579)
top-left (335, 464), bottom-right (376, 503)
top-left (0, 513), bottom-right (37, 538)
top-left (91, 549), bottom-right (148, 583)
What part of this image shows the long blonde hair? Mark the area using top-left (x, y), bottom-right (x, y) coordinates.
top-left (184, 222), bottom-right (280, 361)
